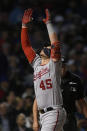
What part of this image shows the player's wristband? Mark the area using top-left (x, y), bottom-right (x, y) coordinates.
top-left (22, 23), bottom-right (28, 28)
top-left (46, 21), bottom-right (55, 35)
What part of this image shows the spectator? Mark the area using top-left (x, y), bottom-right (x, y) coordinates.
top-left (0, 103), bottom-right (10, 131)
top-left (24, 96), bottom-right (33, 117)
top-left (7, 91), bottom-right (16, 106)
top-left (0, 78), bottom-right (9, 102)
top-left (15, 97), bottom-right (25, 116)
top-left (7, 91), bottom-right (17, 130)
top-left (14, 113), bottom-right (33, 131)
top-left (22, 87), bottom-right (34, 98)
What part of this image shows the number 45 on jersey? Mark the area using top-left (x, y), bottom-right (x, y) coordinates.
top-left (40, 79), bottom-right (52, 90)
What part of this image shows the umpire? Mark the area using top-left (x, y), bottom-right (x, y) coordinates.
top-left (61, 57), bottom-right (87, 131)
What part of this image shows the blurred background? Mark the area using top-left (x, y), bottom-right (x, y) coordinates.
top-left (0, 0), bottom-right (87, 131)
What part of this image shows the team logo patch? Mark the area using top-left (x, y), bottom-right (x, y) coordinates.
top-left (34, 67), bottom-right (50, 80)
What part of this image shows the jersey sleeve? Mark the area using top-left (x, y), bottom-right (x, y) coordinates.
top-left (51, 41), bottom-right (61, 61)
top-left (21, 28), bottom-right (36, 63)
top-left (76, 77), bottom-right (84, 100)
top-left (31, 54), bottom-right (41, 70)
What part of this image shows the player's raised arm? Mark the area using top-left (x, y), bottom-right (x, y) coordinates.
top-left (21, 9), bottom-right (36, 63)
top-left (43, 9), bottom-right (61, 61)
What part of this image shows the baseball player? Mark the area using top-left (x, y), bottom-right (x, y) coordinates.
top-left (21, 8), bottom-right (66, 131)
top-left (33, 58), bottom-right (87, 131)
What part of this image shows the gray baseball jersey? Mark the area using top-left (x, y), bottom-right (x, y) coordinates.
top-left (32, 54), bottom-right (63, 109)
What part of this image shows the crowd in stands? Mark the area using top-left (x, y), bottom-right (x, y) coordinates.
top-left (0, 0), bottom-right (87, 131)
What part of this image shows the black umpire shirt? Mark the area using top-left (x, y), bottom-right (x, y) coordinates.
top-left (61, 71), bottom-right (84, 115)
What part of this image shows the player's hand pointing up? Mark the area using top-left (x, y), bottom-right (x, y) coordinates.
top-left (43, 9), bottom-right (51, 24)
top-left (22, 9), bottom-right (32, 25)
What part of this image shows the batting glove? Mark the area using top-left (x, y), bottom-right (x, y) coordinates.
top-left (22, 9), bottom-right (32, 26)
